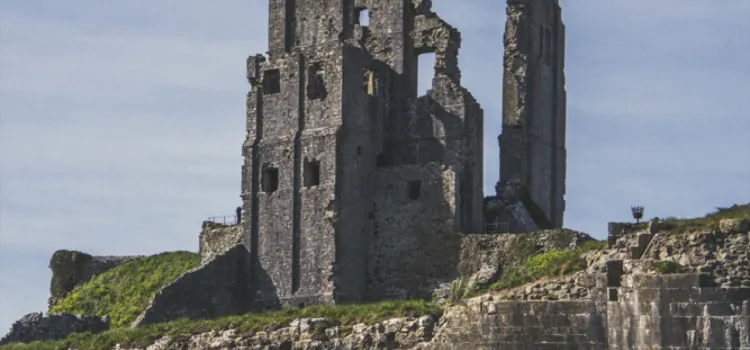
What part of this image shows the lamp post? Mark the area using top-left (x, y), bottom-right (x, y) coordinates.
top-left (631, 206), bottom-right (645, 224)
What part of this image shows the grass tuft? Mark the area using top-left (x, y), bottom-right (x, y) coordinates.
top-left (1, 300), bottom-right (440, 350)
top-left (642, 204), bottom-right (750, 234)
top-left (487, 240), bottom-right (605, 292)
top-left (49, 251), bottom-right (200, 328)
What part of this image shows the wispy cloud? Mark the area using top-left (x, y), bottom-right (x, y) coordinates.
top-left (1, 0), bottom-right (748, 333)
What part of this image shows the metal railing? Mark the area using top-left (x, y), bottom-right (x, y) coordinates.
top-left (207, 215), bottom-right (239, 225)
top-left (485, 219), bottom-right (510, 234)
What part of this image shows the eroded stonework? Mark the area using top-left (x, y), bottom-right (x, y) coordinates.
top-left (242, 0), bottom-right (486, 309)
top-left (491, 0), bottom-right (567, 232)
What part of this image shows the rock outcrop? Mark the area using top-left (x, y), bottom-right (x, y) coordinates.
top-left (0, 312), bottom-right (109, 346)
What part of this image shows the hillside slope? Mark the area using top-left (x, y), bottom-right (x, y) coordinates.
top-left (49, 251), bottom-right (200, 328)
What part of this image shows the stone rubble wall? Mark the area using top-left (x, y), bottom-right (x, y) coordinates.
top-left (131, 245), bottom-right (251, 328)
top-left (198, 221), bottom-right (244, 264)
top-left (0, 312), bottom-right (109, 346)
top-left (48, 250), bottom-right (141, 309)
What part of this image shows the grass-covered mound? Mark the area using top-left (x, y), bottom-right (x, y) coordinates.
top-left (49, 251), bottom-right (200, 328)
top-left (2, 300), bottom-right (440, 350)
top-left (487, 240), bottom-right (606, 292)
top-left (642, 203), bottom-right (750, 234)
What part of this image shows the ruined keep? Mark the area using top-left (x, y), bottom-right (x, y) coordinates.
top-left (239, 0), bottom-right (566, 309)
top-left (242, 0), bottom-right (485, 309)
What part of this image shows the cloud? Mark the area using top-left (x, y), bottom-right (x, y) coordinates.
top-left (1, 0), bottom-right (748, 333)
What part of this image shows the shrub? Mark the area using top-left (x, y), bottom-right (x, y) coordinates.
top-left (649, 260), bottom-right (684, 274)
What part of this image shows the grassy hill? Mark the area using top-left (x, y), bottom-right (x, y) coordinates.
top-left (49, 251), bottom-right (200, 328)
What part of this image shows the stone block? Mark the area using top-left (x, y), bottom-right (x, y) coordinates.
top-left (720, 218), bottom-right (750, 234)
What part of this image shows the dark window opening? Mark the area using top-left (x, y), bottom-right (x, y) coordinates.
top-left (306, 63), bottom-right (327, 100)
top-left (407, 180), bottom-right (421, 200)
top-left (303, 158), bottom-right (320, 187)
top-left (261, 165), bottom-right (279, 193)
top-left (376, 153), bottom-right (388, 168)
top-left (356, 8), bottom-right (370, 27)
top-left (417, 52), bottom-right (435, 96)
top-left (356, 146), bottom-right (362, 155)
top-left (263, 69), bottom-right (281, 95)
top-left (284, 0), bottom-right (296, 51)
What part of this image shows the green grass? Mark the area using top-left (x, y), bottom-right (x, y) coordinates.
top-left (1, 300), bottom-right (440, 350)
top-left (648, 260), bottom-right (685, 274)
top-left (487, 240), bottom-right (606, 292)
top-left (642, 204), bottom-right (750, 234)
top-left (49, 251), bottom-right (200, 329)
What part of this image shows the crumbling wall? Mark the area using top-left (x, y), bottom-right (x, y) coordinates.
top-left (0, 312), bottom-right (109, 346)
top-left (499, 0), bottom-right (566, 228)
top-left (367, 163), bottom-right (462, 300)
top-left (198, 221), bottom-right (244, 263)
top-left (131, 245), bottom-right (250, 328)
top-left (48, 250), bottom-right (141, 309)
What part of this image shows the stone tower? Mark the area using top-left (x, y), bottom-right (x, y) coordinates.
top-left (495, 0), bottom-right (567, 229)
top-left (242, 0), bottom-right (483, 308)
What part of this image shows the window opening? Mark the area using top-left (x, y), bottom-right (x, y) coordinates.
top-left (262, 165), bottom-right (279, 193)
top-left (364, 69), bottom-right (377, 96)
top-left (417, 52), bottom-right (435, 96)
top-left (356, 146), bottom-right (363, 155)
top-left (356, 8), bottom-right (370, 27)
top-left (407, 180), bottom-right (421, 200)
top-left (263, 69), bottom-right (281, 95)
top-left (306, 63), bottom-right (326, 100)
top-left (303, 158), bottom-right (320, 187)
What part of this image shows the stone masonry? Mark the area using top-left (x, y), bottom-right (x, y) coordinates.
top-left (241, 0), bottom-right (488, 310)
top-left (237, 0), bottom-right (568, 310)
top-left (489, 0), bottom-right (567, 232)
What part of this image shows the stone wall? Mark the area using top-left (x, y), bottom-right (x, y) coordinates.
top-left (608, 274), bottom-right (750, 349)
top-left (0, 312), bottom-right (109, 346)
top-left (199, 221), bottom-right (244, 263)
top-left (48, 250), bottom-right (141, 309)
top-left (131, 245), bottom-right (250, 327)
top-left (367, 164), bottom-right (462, 300)
top-left (432, 299), bottom-right (607, 349)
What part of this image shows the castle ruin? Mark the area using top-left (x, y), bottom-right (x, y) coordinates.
top-left (240, 0), bottom-right (566, 308)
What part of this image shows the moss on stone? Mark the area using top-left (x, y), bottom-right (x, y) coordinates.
top-left (2, 300), bottom-right (440, 350)
top-left (49, 251), bottom-right (200, 329)
top-left (648, 261), bottom-right (685, 274)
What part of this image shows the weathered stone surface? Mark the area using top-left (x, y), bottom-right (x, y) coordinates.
top-left (0, 312), bottom-right (109, 346)
top-left (720, 218), bottom-right (750, 234)
top-left (48, 250), bottom-right (141, 309)
top-left (497, 0), bottom-right (567, 229)
top-left (131, 245), bottom-right (250, 328)
top-left (242, 0), bottom-right (485, 310)
top-left (199, 221), bottom-right (244, 263)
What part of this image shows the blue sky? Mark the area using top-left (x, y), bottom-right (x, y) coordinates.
top-left (1, 0), bottom-right (748, 332)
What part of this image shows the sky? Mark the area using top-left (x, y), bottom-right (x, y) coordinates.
top-left (1, 0), bottom-right (748, 333)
